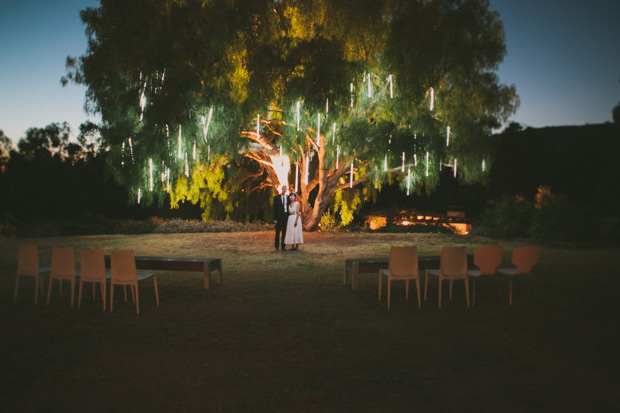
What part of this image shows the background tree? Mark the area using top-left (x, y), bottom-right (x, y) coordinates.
top-left (0, 130), bottom-right (14, 167)
top-left (65, 0), bottom-right (518, 230)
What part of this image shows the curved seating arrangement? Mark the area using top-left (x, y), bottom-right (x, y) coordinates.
top-left (378, 246), bottom-right (421, 310)
top-left (13, 246), bottom-right (161, 314)
top-left (372, 244), bottom-right (541, 310)
top-left (14, 243), bottom-right (540, 312)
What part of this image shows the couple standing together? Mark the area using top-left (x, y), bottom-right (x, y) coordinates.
top-left (273, 185), bottom-right (303, 251)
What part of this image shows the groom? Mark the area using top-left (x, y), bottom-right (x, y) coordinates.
top-left (273, 185), bottom-right (289, 251)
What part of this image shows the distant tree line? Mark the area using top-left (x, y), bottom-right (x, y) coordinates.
top-left (0, 123), bottom-right (133, 223)
top-left (491, 122), bottom-right (620, 209)
top-left (1, 120), bottom-right (619, 240)
top-left (0, 123), bottom-right (274, 226)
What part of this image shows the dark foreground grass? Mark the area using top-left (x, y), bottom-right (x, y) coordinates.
top-left (1, 232), bottom-right (620, 411)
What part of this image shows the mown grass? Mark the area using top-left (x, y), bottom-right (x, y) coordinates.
top-left (1, 232), bottom-right (619, 411)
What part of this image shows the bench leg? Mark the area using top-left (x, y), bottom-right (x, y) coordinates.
top-left (153, 275), bottom-right (159, 306)
top-left (203, 267), bottom-right (210, 289)
top-left (352, 263), bottom-right (360, 291)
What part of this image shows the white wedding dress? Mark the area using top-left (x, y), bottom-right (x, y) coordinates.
top-left (284, 201), bottom-right (303, 245)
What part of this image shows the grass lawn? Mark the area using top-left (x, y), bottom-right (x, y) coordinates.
top-left (2, 231), bottom-right (620, 411)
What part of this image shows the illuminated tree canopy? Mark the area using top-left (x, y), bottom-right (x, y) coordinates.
top-left (65, 0), bottom-right (518, 230)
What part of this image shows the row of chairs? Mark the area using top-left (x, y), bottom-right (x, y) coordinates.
top-left (378, 245), bottom-right (540, 309)
top-left (13, 245), bottom-right (159, 314)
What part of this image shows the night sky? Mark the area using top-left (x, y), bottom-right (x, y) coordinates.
top-left (0, 0), bottom-right (618, 142)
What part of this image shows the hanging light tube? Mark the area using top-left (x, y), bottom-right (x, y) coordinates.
top-left (295, 161), bottom-right (299, 192)
top-left (350, 160), bottom-right (354, 188)
top-left (149, 158), bottom-right (153, 191)
top-left (177, 125), bottom-right (182, 158)
top-left (317, 113), bottom-right (320, 147)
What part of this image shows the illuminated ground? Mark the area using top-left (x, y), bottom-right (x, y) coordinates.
top-left (1, 232), bottom-right (619, 410)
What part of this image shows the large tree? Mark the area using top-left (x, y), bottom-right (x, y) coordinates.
top-left (65, 0), bottom-right (518, 230)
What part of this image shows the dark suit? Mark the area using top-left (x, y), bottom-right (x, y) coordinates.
top-left (273, 193), bottom-right (290, 249)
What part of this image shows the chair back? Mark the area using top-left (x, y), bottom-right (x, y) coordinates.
top-left (18, 245), bottom-right (39, 276)
top-left (512, 246), bottom-right (540, 274)
top-left (389, 246), bottom-right (418, 277)
top-left (473, 245), bottom-right (503, 276)
top-left (440, 246), bottom-right (467, 276)
top-left (51, 247), bottom-right (75, 279)
top-left (110, 250), bottom-right (138, 283)
top-left (80, 249), bottom-right (107, 281)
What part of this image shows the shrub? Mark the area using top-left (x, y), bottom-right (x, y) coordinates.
top-left (153, 219), bottom-right (270, 233)
top-left (475, 195), bottom-right (533, 238)
top-left (319, 210), bottom-right (339, 232)
top-left (528, 202), bottom-right (583, 241)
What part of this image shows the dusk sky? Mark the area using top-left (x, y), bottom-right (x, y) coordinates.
top-left (1, 0), bottom-right (619, 142)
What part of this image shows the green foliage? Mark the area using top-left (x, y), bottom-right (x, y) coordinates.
top-left (476, 185), bottom-right (617, 244)
top-left (528, 202), bottom-right (591, 242)
top-left (153, 219), bottom-right (270, 233)
top-left (15, 217), bottom-right (271, 237)
top-left (169, 154), bottom-right (272, 222)
top-left (65, 0), bottom-right (518, 230)
top-left (0, 130), bottom-right (14, 164)
top-left (476, 195), bottom-right (532, 238)
top-left (319, 209), bottom-right (338, 232)
top-left (330, 181), bottom-right (378, 227)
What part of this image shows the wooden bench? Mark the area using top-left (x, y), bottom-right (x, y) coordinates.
top-left (344, 255), bottom-right (473, 290)
top-left (104, 256), bottom-right (222, 289)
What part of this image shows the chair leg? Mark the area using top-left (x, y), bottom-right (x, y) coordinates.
top-left (415, 278), bottom-right (421, 309)
top-left (509, 277), bottom-right (513, 305)
top-left (378, 271), bottom-right (382, 302)
top-left (110, 284), bottom-right (114, 312)
top-left (465, 277), bottom-right (470, 308)
top-left (92, 283), bottom-right (96, 300)
top-left (424, 273), bottom-right (429, 301)
top-left (70, 279), bottom-right (75, 308)
top-left (102, 281), bottom-right (106, 312)
top-left (472, 278), bottom-right (477, 308)
top-left (59, 278), bottom-right (63, 298)
top-left (135, 283), bottom-right (140, 314)
top-left (405, 279), bottom-right (410, 300)
top-left (438, 278), bottom-right (442, 309)
top-left (123, 285), bottom-right (128, 303)
top-left (153, 276), bottom-right (159, 306)
top-left (46, 276), bottom-right (53, 306)
top-left (387, 279), bottom-right (392, 310)
top-left (78, 280), bottom-right (84, 308)
top-left (449, 280), bottom-right (453, 300)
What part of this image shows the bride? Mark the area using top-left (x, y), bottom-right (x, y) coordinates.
top-left (284, 192), bottom-right (303, 251)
